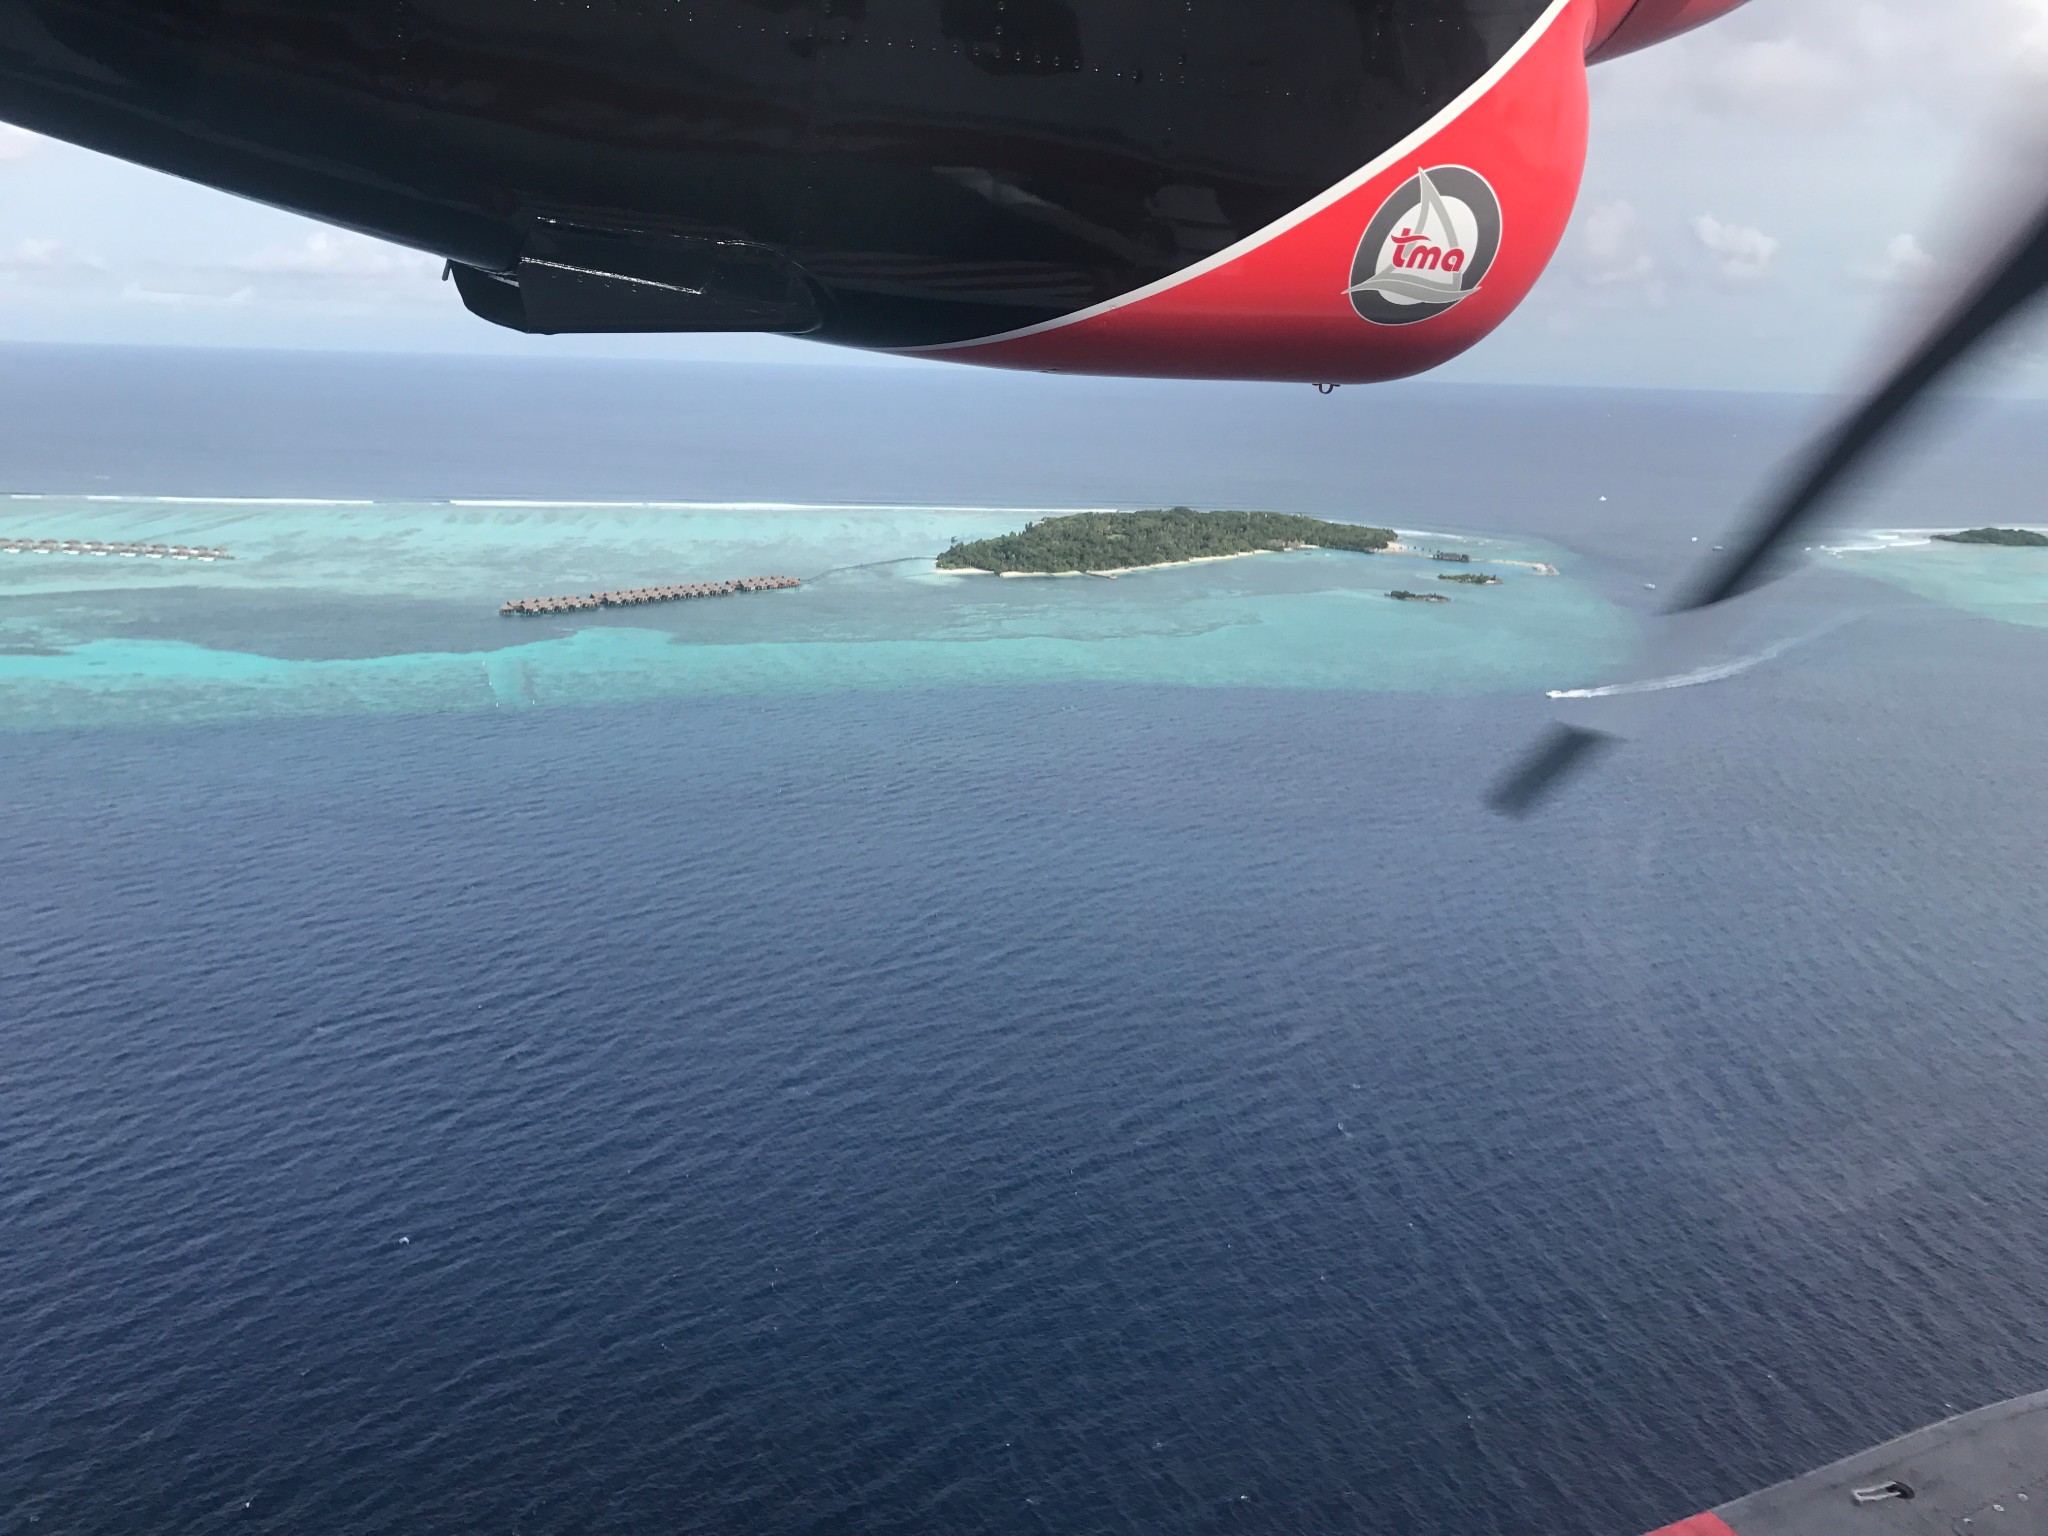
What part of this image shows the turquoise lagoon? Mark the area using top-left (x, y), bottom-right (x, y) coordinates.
top-left (1827, 529), bottom-right (2048, 629)
top-left (0, 497), bottom-right (1634, 729)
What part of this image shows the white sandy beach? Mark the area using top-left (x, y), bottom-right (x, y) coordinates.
top-left (935, 542), bottom-right (1561, 580)
top-left (933, 547), bottom-right (1301, 579)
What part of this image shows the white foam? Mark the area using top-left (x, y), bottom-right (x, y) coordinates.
top-left (68, 494), bottom-right (379, 506)
top-left (444, 499), bottom-right (1122, 515)
top-left (1823, 526), bottom-right (2048, 555)
top-left (9, 492), bottom-right (1109, 513)
top-left (1547, 623), bottom-right (1846, 700)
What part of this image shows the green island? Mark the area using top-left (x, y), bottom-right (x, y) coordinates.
top-left (1932, 527), bottom-right (2048, 547)
top-left (937, 508), bottom-right (1396, 574)
top-left (1388, 590), bottom-right (1449, 603)
top-left (1439, 572), bottom-right (1501, 585)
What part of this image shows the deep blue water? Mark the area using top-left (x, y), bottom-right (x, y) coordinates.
top-left (7, 351), bottom-right (2048, 1536)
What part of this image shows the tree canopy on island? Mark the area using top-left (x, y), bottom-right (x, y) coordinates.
top-left (1932, 527), bottom-right (2048, 547)
top-left (938, 508), bottom-right (1396, 574)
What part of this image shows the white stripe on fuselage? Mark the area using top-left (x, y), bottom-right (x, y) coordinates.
top-left (898, 0), bottom-right (1580, 353)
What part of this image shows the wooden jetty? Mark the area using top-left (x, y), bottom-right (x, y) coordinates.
top-left (501, 574), bottom-right (801, 616)
top-left (0, 537), bottom-right (232, 560)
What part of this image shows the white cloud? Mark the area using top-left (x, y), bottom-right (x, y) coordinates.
top-left (2000, 0), bottom-right (2048, 77)
top-left (119, 281), bottom-right (254, 307)
top-left (1691, 214), bottom-right (1780, 280)
top-left (1854, 232), bottom-right (1937, 286)
top-left (1699, 36), bottom-right (1854, 118)
top-left (6, 237), bottom-right (63, 269)
top-left (1593, 0), bottom-right (2048, 130)
top-left (234, 228), bottom-right (438, 280)
top-left (0, 227), bottom-right (441, 312)
top-left (217, 228), bottom-right (443, 310)
top-left (1581, 201), bottom-right (1657, 284)
top-left (0, 124), bottom-right (41, 163)
top-left (0, 237), bottom-right (107, 280)
top-left (1572, 200), bottom-right (1669, 307)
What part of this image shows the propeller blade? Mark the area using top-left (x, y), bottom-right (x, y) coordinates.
top-left (1678, 194), bottom-right (2048, 612)
top-left (1489, 188), bottom-right (2048, 816)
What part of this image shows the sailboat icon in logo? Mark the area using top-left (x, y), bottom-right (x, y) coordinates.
top-left (1345, 166), bottom-right (1501, 325)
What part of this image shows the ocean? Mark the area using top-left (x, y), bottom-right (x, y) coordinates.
top-left (5, 347), bottom-right (2048, 1536)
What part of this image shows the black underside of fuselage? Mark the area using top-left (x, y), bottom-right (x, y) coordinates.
top-left (0, 0), bottom-right (1550, 346)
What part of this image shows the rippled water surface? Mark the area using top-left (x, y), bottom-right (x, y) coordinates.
top-left (7, 355), bottom-right (2048, 1536)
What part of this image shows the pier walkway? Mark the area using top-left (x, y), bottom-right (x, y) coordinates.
top-left (502, 575), bottom-right (800, 616)
top-left (1, 537), bottom-right (232, 560)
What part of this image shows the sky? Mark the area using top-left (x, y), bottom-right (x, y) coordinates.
top-left (0, 0), bottom-right (2044, 393)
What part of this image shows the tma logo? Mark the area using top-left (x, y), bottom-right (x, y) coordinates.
top-left (1347, 166), bottom-right (1502, 326)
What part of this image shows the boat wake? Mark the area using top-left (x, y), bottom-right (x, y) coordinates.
top-left (1546, 622), bottom-right (1849, 700)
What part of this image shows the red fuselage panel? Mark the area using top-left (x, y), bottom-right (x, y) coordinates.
top-left (901, 0), bottom-right (1595, 383)
top-left (0, 0), bottom-right (1755, 380)
top-left (1644, 1515), bottom-right (1741, 1536)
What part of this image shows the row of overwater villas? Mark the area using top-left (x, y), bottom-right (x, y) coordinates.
top-left (501, 575), bottom-right (802, 615)
top-left (0, 537), bottom-right (232, 559)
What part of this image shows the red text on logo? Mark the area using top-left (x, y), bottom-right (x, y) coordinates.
top-left (1389, 229), bottom-right (1468, 273)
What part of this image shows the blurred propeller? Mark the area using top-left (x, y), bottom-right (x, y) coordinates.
top-left (1490, 188), bottom-right (2048, 816)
